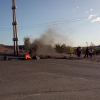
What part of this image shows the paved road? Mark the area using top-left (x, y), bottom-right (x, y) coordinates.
top-left (0, 59), bottom-right (100, 100)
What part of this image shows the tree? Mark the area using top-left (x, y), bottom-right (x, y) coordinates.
top-left (81, 48), bottom-right (85, 54)
top-left (90, 43), bottom-right (99, 52)
top-left (66, 46), bottom-right (74, 53)
top-left (54, 43), bottom-right (62, 53)
top-left (54, 43), bottom-right (74, 53)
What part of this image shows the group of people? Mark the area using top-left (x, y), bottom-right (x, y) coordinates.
top-left (75, 47), bottom-right (93, 58)
top-left (84, 47), bottom-right (93, 58)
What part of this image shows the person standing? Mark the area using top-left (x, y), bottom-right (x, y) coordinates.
top-left (84, 47), bottom-right (89, 58)
top-left (77, 47), bottom-right (81, 57)
top-left (89, 48), bottom-right (93, 58)
top-left (76, 47), bottom-right (79, 57)
top-left (74, 49), bottom-right (77, 57)
top-left (78, 47), bottom-right (81, 57)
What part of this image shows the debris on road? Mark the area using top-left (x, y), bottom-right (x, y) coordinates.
top-left (4, 56), bottom-right (8, 60)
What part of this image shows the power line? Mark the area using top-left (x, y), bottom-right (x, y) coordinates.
top-left (0, 16), bottom-right (99, 31)
top-left (79, 43), bottom-right (87, 46)
top-left (0, 17), bottom-right (87, 31)
top-left (17, 16), bottom-right (88, 28)
top-left (79, 42), bottom-right (94, 47)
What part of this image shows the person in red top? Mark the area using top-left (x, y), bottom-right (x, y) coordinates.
top-left (74, 49), bottom-right (77, 55)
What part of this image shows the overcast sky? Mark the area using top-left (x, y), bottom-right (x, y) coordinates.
top-left (0, 0), bottom-right (100, 47)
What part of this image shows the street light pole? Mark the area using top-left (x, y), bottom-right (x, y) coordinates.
top-left (12, 0), bottom-right (19, 55)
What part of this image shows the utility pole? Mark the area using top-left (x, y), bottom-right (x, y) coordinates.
top-left (12, 0), bottom-right (19, 55)
top-left (86, 42), bottom-right (88, 47)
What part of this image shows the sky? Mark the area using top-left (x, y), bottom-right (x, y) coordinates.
top-left (0, 0), bottom-right (100, 47)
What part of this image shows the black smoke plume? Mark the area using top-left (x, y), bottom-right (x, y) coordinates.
top-left (24, 28), bottom-right (72, 57)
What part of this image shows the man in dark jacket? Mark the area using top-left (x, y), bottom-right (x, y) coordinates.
top-left (84, 47), bottom-right (89, 58)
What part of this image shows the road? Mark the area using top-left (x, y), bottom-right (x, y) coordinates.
top-left (0, 59), bottom-right (100, 100)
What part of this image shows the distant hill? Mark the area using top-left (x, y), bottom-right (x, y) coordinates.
top-left (0, 44), bottom-right (14, 54)
top-left (0, 44), bottom-right (55, 55)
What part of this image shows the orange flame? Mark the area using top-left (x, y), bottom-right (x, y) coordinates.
top-left (25, 54), bottom-right (31, 59)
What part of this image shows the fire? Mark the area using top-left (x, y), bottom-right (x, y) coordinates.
top-left (25, 54), bottom-right (31, 59)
